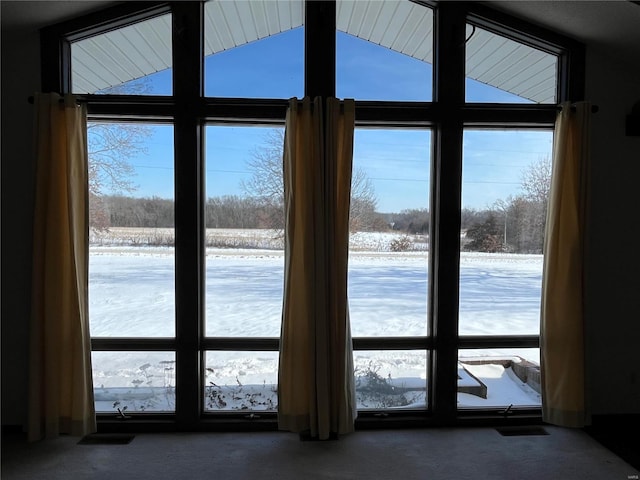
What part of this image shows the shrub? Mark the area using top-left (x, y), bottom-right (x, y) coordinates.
top-left (354, 362), bottom-right (421, 409)
top-left (389, 235), bottom-right (412, 252)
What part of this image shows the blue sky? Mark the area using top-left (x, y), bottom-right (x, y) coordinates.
top-left (95, 28), bottom-right (553, 212)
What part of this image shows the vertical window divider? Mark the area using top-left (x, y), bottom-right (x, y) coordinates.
top-left (304, 0), bottom-right (336, 99)
top-left (172, 0), bottom-right (205, 429)
top-left (431, 2), bottom-right (466, 423)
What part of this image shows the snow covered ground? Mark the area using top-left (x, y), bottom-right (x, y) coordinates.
top-left (89, 229), bottom-right (542, 414)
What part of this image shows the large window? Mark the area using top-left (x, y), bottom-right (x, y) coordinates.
top-left (47, 0), bottom-right (583, 428)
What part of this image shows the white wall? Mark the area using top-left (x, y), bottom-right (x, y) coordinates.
top-left (584, 47), bottom-right (640, 415)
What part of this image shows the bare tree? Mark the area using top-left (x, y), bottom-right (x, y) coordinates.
top-left (349, 168), bottom-right (382, 232)
top-left (240, 129), bottom-right (284, 230)
top-left (241, 129), bottom-right (380, 232)
top-left (520, 155), bottom-right (551, 204)
top-left (490, 156), bottom-right (552, 253)
top-left (87, 122), bottom-right (146, 195)
top-left (519, 155), bottom-right (552, 252)
top-left (88, 79), bottom-right (153, 230)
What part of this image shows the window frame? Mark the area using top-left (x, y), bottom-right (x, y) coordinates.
top-left (40, 0), bottom-right (585, 431)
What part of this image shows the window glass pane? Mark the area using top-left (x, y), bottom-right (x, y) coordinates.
top-left (204, 0), bottom-right (304, 98)
top-left (337, 0), bottom-right (433, 101)
top-left (71, 13), bottom-right (172, 95)
top-left (205, 126), bottom-right (284, 337)
top-left (93, 351), bottom-right (176, 413)
top-left (204, 351), bottom-right (278, 412)
top-left (460, 130), bottom-right (552, 336)
top-left (465, 24), bottom-right (557, 104)
top-left (458, 348), bottom-right (541, 409)
top-left (89, 124), bottom-right (175, 337)
top-left (355, 350), bottom-right (428, 410)
top-left (202, 351), bottom-right (432, 412)
top-left (349, 129), bottom-right (431, 337)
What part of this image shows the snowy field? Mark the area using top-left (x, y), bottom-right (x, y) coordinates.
top-left (89, 229), bottom-right (542, 414)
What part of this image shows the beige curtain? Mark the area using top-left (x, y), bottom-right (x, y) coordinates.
top-left (540, 101), bottom-right (591, 428)
top-left (278, 97), bottom-right (356, 439)
top-left (29, 93), bottom-right (96, 440)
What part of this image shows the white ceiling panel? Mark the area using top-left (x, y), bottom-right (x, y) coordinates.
top-left (219, 1), bottom-right (248, 46)
top-left (335, 0), bottom-right (355, 32)
top-left (393, 5), bottom-right (425, 55)
top-left (369, 2), bottom-right (397, 44)
top-left (382, 2), bottom-right (413, 48)
top-left (338, 0), bottom-right (433, 63)
top-left (250, 1), bottom-right (271, 39)
top-left (408, 15), bottom-right (433, 61)
top-left (465, 25), bottom-right (557, 103)
top-left (206, 2), bottom-right (237, 51)
top-left (349, 1), bottom-right (373, 38)
top-left (72, 12), bottom-right (172, 93)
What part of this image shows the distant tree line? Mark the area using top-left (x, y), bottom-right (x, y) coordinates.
top-left (92, 150), bottom-right (549, 254)
top-left (87, 102), bottom-right (551, 254)
top-left (379, 208), bottom-right (430, 234)
top-left (93, 195), bottom-right (422, 234)
top-left (93, 194), bottom-right (281, 230)
top-left (91, 190), bottom-right (547, 254)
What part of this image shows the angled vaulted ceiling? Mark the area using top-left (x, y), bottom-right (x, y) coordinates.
top-left (71, 0), bottom-right (557, 103)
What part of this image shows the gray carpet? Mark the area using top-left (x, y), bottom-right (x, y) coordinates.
top-left (2, 427), bottom-right (638, 480)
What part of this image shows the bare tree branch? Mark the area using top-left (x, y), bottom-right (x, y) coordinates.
top-left (520, 155), bottom-right (551, 204)
top-left (88, 78), bottom-right (154, 230)
top-left (241, 129), bottom-right (380, 232)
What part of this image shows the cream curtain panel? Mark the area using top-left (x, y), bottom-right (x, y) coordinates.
top-left (540, 101), bottom-right (591, 428)
top-left (29, 93), bottom-right (96, 440)
top-left (278, 97), bottom-right (357, 440)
